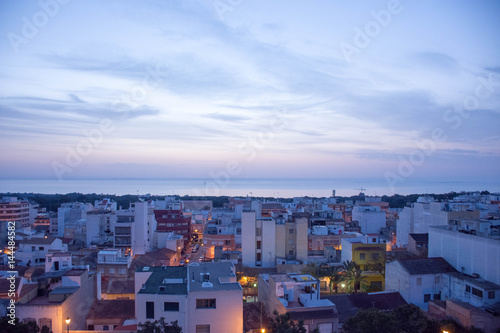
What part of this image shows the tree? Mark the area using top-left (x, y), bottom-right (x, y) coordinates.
top-left (343, 309), bottom-right (398, 333)
top-left (0, 317), bottom-right (40, 333)
top-left (137, 318), bottom-right (182, 333)
top-left (346, 269), bottom-right (368, 293)
top-left (301, 262), bottom-right (321, 279)
top-left (321, 265), bottom-right (345, 294)
top-left (269, 311), bottom-right (319, 333)
top-left (392, 304), bottom-right (436, 333)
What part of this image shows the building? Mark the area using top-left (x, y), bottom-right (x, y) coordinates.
top-left (57, 202), bottom-right (93, 237)
top-left (407, 233), bottom-right (429, 257)
top-left (17, 237), bottom-right (67, 266)
top-left (428, 224), bottom-right (500, 285)
top-left (154, 201), bottom-right (191, 248)
top-left (341, 234), bottom-right (386, 291)
top-left (45, 252), bottom-right (72, 273)
top-left (114, 201), bottom-right (155, 255)
top-left (429, 299), bottom-right (500, 333)
top-left (385, 257), bottom-right (457, 310)
top-left (135, 262), bottom-right (243, 333)
top-left (17, 269), bottom-right (96, 332)
top-left (275, 214), bottom-right (308, 264)
top-left (97, 249), bottom-right (132, 280)
top-left (396, 198), bottom-right (480, 247)
top-left (351, 205), bottom-right (386, 235)
top-left (0, 197), bottom-right (30, 227)
top-left (242, 210), bottom-right (276, 267)
top-left (86, 299), bottom-right (135, 331)
top-left (258, 273), bottom-right (338, 333)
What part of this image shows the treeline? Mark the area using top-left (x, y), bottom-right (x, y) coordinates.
top-left (0, 190), bottom-right (490, 211)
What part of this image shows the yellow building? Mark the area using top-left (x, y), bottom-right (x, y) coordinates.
top-left (341, 234), bottom-right (386, 291)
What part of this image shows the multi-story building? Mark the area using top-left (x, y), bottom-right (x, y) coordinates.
top-left (341, 234), bottom-right (386, 290)
top-left (428, 222), bottom-right (500, 285)
top-left (57, 202), bottom-right (93, 237)
top-left (97, 249), bottom-right (132, 280)
top-left (242, 205), bottom-right (309, 267)
top-left (0, 197), bottom-right (30, 227)
top-left (258, 273), bottom-right (338, 332)
top-left (154, 201), bottom-right (191, 248)
top-left (114, 201), bottom-right (155, 255)
top-left (17, 269), bottom-right (96, 332)
top-left (396, 198), bottom-right (480, 247)
top-left (17, 237), bottom-right (67, 266)
top-left (385, 257), bottom-right (457, 310)
top-left (351, 205), bottom-right (386, 234)
top-left (135, 262), bottom-right (243, 333)
top-left (242, 210), bottom-right (276, 267)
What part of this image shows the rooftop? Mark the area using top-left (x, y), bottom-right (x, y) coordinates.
top-left (19, 237), bottom-right (56, 245)
top-left (445, 271), bottom-right (500, 290)
top-left (409, 233), bottom-right (429, 242)
top-left (87, 300), bottom-right (135, 323)
top-left (397, 257), bottom-right (456, 275)
top-left (188, 262), bottom-right (241, 292)
top-left (138, 266), bottom-right (188, 295)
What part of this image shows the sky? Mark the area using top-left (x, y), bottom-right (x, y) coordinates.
top-left (0, 0), bottom-right (499, 188)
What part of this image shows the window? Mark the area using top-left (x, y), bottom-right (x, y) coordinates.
top-left (164, 302), bottom-right (179, 311)
top-left (372, 253), bottom-right (380, 260)
top-left (103, 325), bottom-right (109, 331)
top-left (488, 291), bottom-right (495, 299)
top-left (359, 253), bottom-right (365, 260)
top-left (289, 229), bottom-right (294, 234)
top-left (39, 247), bottom-right (44, 250)
top-left (372, 238), bottom-right (377, 243)
top-left (119, 268), bottom-right (126, 275)
top-left (434, 293), bottom-right (441, 300)
top-left (225, 240), bottom-right (231, 245)
top-left (32, 246), bottom-right (35, 251)
top-left (289, 250), bottom-right (294, 255)
top-left (472, 287), bottom-right (483, 298)
top-left (201, 273), bottom-right (210, 282)
top-left (465, 285), bottom-right (471, 293)
top-left (196, 325), bottom-right (210, 333)
top-left (256, 253), bottom-right (261, 261)
top-left (196, 299), bottom-right (216, 309)
top-left (416, 278), bottom-right (422, 286)
top-left (256, 241), bottom-right (261, 249)
top-left (435, 276), bottom-right (440, 284)
top-left (256, 228), bottom-right (262, 236)
top-left (146, 302), bottom-right (154, 319)
top-left (109, 268), bottom-right (115, 274)
top-left (424, 294), bottom-right (431, 303)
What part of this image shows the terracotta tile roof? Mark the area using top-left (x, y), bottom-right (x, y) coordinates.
top-left (87, 300), bottom-right (135, 324)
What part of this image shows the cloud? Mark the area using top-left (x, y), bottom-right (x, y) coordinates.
top-left (203, 113), bottom-right (251, 122)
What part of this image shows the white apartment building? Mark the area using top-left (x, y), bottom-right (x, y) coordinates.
top-left (135, 262), bottom-right (243, 333)
top-left (351, 205), bottom-right (385, 234)
top-left (428, 224), bottom-right (500, 285)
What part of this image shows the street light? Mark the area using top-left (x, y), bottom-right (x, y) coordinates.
top-left (65, 317), bottom-right (71, 333)
top-left (261, 329), bottom-right (266, 333)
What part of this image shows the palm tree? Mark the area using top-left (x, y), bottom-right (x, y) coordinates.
top-left (347, 269), bottom-right (369, 293)
top-left (342, 260), bottom-right (356, 274)
top-left (323, 265), bottom-right (345, 294)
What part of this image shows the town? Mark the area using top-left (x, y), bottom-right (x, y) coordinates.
top-left (1, 191), bottom-right (499, 333)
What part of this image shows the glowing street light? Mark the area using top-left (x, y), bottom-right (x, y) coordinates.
top-left (65, 317), bottom-right (71, 333)
top-left (261, 329), bottom-right (266, 333)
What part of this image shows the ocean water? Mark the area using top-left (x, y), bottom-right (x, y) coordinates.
top-left (0, 178), bottom-right (498, 198)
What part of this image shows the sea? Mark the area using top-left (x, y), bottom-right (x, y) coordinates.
top-left (0, 178), bottom-right (498, 198)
